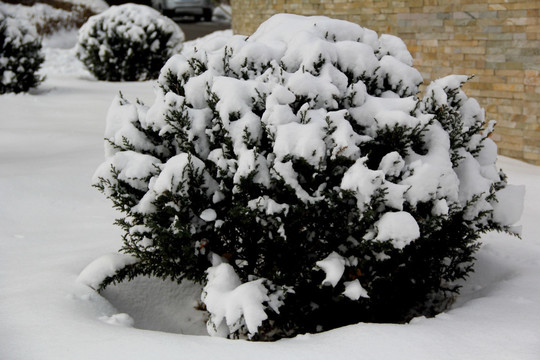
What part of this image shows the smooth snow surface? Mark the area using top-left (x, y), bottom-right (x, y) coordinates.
top-left (1, 21), bottom-right (540, 360)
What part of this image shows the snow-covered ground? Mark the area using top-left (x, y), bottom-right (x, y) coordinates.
top-left (1, 23), bottom-right (540, 360)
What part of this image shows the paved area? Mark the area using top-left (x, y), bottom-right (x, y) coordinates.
top-left (175, 20), bottom-right (231, 41)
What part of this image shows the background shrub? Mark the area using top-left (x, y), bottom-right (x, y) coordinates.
top-left (0, 10), bottom-right (44, 94)
top-left (0, 0), bottom-right (97, 36)
top-left (93, 14), bottom-right (522, 340)
top-left (76, 4), bottom-right (184, 81)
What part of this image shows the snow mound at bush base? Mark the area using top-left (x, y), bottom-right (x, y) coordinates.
top-left (77, 253), bottom-right (138, 290)
top-left (78, 252), bottom-right (207, 335)
top-left (101, 276), bottom-right (208, 335)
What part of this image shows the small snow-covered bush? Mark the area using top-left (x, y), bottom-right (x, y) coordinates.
top-left (0, 1), bottom-right (97, 36)
top-left (93, 14), bottom-right (523, 340)
top-left (0, 10), bottom-right (44, 94)
top-left (76, 4), bottom-right (184, 81)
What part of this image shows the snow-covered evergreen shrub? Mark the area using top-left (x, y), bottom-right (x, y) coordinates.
top-left (76, 4), bottom-right (184, 81)
top-left (93, 14), bottom-right (523, 340)
top-left (0, 10), bottom-right (44, 94)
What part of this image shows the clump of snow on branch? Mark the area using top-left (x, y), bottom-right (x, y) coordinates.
top-left (374, 211), bottom-right (420, 250)
top-left (202, 257), bottom-right (285, 338)
top-left (316, 252), bottom-right (347, 287)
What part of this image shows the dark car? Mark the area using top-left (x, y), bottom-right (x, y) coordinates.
top-left (150, 0), bottom-right (214, 21)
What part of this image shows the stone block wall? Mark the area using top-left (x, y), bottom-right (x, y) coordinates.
top-left (231, 0), bottom-right (540, 165)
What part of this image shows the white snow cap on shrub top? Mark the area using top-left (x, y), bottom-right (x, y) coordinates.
top-left (150, 14), bottom-right (429, 213)
top-left (0, 10), bottom-right (39, 47)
